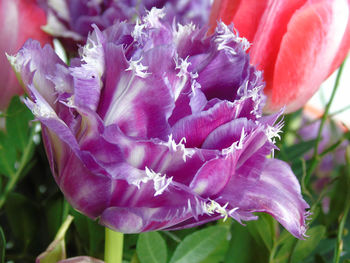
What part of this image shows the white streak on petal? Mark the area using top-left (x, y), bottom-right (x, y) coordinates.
top-left (104, 77), bottom-right (143, 126)
top-left (128, 146), bottom-right (145, 167)
top-left (47, 0), bottom-right (70, 20)
top-left (42, 11), bottom-right (83, 41)
top-left (193, 180), bottom-right (208, 195)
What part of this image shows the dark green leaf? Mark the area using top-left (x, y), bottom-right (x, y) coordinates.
top-left (328, 170), bottom-right (350, 225)
top-left (246, 213), bottom-right (275, 251)
top-left (70, 208), bottom-right (104, 257)
top-left (314, 254), bottom-right (327, 263)
top-left (169, 226), bottom-right (228, 263)
top-left (124, 234), bottom-right (139, 261)
top-left (4, 192), bottom-right (39, 249)
top-left (225, 222), bottom-right (269, 263)
top-left (87, 218), bottom-right (105, 257)
top-left (275, 225), bottom-right (326, 263)
top-left (5, 96), bottom-right (34, 151)
top-left (0, 131), bottom-right (16, 177)
top-left (45, 195), bottom-right (64, 240)
top-left (280, 139), bottom-right (317, 162)
top-left (0, 226), bottom-right (5, 263)
top-left (137, 232), bottom-right (167, 263)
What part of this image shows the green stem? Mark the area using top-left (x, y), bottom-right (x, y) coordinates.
top-left (333, 146), bottom-right (350, 263)
top-left (104, 228), bottom-right (124, 263)
top-left (305, 59), bottom-right (346, 185)
top-left (0, 124), bottom-right (37, 209)
top-left (287, 239), bottom-right (298, 263)
top-left (61, 199), bottom-right (70, 223)
top-left (269, 243), bottom-right (277, 263)
top-left (130, 253), bottom-right (140, 263)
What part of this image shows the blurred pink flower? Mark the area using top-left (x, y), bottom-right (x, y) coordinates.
top-left (0, 0), bottom-right (51, 110)
top-left (210, 0), bottom-right (350, 113)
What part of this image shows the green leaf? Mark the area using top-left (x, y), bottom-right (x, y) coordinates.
top-left (0, 227), bottom-right (5, 263)
top-left (0, 131), bottom-right (16, 177)
top-left (225, 222), bottom-right (269, 263)
top-left (0, 96), bottom-right (35, 178)
top-left (87, 217), bottom-right (105, 257)
top-left (275, 225), bottom-right (326, 263)
top-left (4, 192), bottom-right (39, 249)
top-left (280, 139), bottom-right (317, 162)
top-left (199, 237), bottom-right (229, 263)
top-left (246, 213), bottom-right (275, 251)
top-left (328, 171), bottom-right (350, 226)
top-left (70, 208), bottom-right (104, 257)
top-left (137, 232), bottom-right (167, 263)
top-left (314, 254), bottom-right (327, 263)
top-left (45, 195), bottom-right (64, 240)
top-left (124, 234), bottom-right (139, 261)
top-left (5, 96), bottom-right (34, 151)
top-left (169, 226), bottom-right (228, 263)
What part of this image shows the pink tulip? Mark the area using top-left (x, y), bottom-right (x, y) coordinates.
top-left (210, 0), bottom-right (350, 113)
top-left (0, 0), bottom-right (51, 110)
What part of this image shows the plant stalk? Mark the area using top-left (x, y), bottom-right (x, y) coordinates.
top-left (305, 59), bottom-right (346, 185)
top-left (104, 228), bottom-right (124, 263)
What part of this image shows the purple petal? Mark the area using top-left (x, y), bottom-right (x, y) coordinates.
top-left (58, 257), bottom-right (104, 263)
top-left (221, 159), bottom-right (309, 239)
top-left (9, 39), bottom-right (67, 108)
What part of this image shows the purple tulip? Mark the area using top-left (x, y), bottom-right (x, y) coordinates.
top-left (10, 8), bottom-right (309, 238)
top-left (41, 0), bottom-right (212, 44)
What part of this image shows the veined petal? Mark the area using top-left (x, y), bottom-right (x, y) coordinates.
top-left (103, 125), bottom-right (217, 185)
top-left (171, 100), bottom-right (242, 147)
top-left (220, 159), bottom-right (309, 238)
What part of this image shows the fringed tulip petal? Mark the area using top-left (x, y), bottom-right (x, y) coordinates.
top-left (220, 159), bottom-right (309, 239)
top-left (12, 9), bottom-right (309, 238)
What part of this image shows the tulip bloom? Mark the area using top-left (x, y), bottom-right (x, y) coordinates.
top-left (42, 0), bottom-right (211, 43)
top-left (0, 0), bottom-right (51, 110)
top-left (210, 0), bottom-right (350, 113)
top-left (10, 9), bottom-right (309, 238)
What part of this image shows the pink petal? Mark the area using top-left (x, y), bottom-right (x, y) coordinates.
top-left (266, 0), bottom-right (349, 112)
